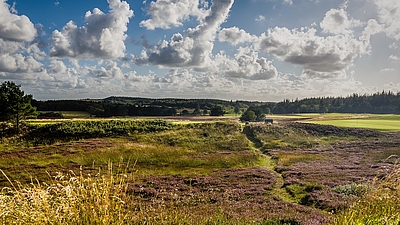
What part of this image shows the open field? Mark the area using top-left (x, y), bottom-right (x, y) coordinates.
top-left (1, 118), bottom-right (400, 224)
top-left (296, 113), bottom-right (400, 131)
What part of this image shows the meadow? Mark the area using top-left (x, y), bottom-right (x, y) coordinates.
top-left (269, 113), bottom-right (400, 131)
top-left (0, 113), bottom-right (400, 224)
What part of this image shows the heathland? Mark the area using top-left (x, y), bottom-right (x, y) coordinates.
top-left (1, 113), bottom-right (400, 224)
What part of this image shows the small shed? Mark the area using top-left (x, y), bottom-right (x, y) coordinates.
top-left (264, 118), bottom-right (273, 124)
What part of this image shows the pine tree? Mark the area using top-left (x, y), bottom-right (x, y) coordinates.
top-left (0, 81), bottom-right (38, 133)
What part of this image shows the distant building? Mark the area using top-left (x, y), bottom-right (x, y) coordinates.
top-left (265, 118), bottom-right (273, 124)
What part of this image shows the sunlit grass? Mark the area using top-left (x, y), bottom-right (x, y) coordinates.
top-left (0, 165), bottom-right (133, 225)
top-left (310, 119), bottom-right (400, 131)
top-left (332, 166), bottom-right (400, 224)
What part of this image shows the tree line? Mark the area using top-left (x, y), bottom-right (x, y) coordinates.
top-left (3, 81), bottom-right (400, 127)
top-left (272, 91), bottom-right (400, 114)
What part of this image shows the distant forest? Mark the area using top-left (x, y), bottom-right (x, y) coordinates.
top-left (32, 91), bottom-right (400, 117)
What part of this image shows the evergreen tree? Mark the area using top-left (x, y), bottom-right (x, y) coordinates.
top-left (0, 81), bottom-right (37, 133)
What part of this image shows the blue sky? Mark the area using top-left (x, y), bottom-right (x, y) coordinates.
top-left (0, 0), bottom-right (399, 101)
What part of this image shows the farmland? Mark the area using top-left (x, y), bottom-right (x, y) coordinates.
top-left (0, 114), bottom-right (400, 224)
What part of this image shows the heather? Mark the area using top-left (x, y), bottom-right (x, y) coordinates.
top-left (1, 119), bottom-right (400, 224)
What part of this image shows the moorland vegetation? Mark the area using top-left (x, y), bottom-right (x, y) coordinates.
top-left (1, 117), bottom-right (400, 224)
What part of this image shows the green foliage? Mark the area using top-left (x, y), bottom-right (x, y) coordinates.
top-left (25, 120), bottom-right (174, 145)
top-left (240, 110), bottom-right (257, 122)
top-left (333, 183), bottom-right (369, 198)
top-left (210, 106), bottom-right (225, 116)
top-left (0, 81), bottom-right (37, 132)
top-left (37, 111), bottom-right (64, 119)
top-left (243, 124), bottom-right (317, 150)
top-left (240, 107), bottom-right (265, 122)
top-left (285, 183), bottom-right (323, 205)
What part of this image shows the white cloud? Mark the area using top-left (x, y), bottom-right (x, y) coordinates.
top-left (88, 60), bottom-right (124, 80)
top-left (47, 60), bottom-right (67, 74)
top-left (140, 0), bottom-right (208, 30)
top-left (389, 42), bottom-right (399, 49)
top-left (0, 39), bottom-right (43, 74)
top-left (384, 82), bottom-right (400, 92)
top-left (0, 52), bottom-right (43, 73)
top-left (134, 0), bottom-right (234, 69)
top-left (374, 0), bottom-right (400, 40)
top-left (50, 0), bottom-right (134, 59)
top-left (0, 0), bottom-right (36, 42)
top-left (380, 68), bottom-right (396, 72)
top-left (360, 19), bottom-right (383, 45)
top-left (320, 8), bottom-right (362, 35)
top-left (255, 25), bottom-right (370, 79)
top-left (218, 26), bottom-right (255, 45)
top-left (215, 47), bottom-right (277, 80)
top-left (255, 15), bottom-right (265, 22)
top-left (389, 55), bottom-right (400, 62)
top-left (283, 0), bottom-right (293, 5)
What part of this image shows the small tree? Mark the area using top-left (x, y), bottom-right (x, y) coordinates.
top-left (234, 106), bottom-right (241, 114)
top-left (0, 81), bottom-right (37, 133)
top-left (240, 107), bottom-right (265, 122)
top-left (240, 110), bottom-right (256, 122)
top-left (210, 106), bottom-right (225, 116)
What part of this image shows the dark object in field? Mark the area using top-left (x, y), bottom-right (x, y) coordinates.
top-left (265, 118), bottom-right (274, 124)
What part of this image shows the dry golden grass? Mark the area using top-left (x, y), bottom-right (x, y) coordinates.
top-left (332, 165), bottom-right (400, 225)
top-left (0, 164), bottom-right (133, 225)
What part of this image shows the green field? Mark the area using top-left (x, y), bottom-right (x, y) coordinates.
top-left (304, 114), bottom-right (400, 131)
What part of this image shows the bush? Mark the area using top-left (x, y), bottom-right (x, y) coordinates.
top-left (37, 111), bottom-right (64, 119)
top-left (24, 119), bottom-right (174, 145)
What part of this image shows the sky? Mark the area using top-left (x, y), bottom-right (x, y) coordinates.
top-left (0, 0), bottom-right (399, 101)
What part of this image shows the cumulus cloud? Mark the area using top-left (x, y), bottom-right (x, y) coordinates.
top-left (218, 26), bottom-right (255, 45)
top-left (88, 60), bottom-right (124, 80)
top-left (140, 0), bottom-right (208, 30)
top-left (360, 19), bottom-right (383, 45)
top-left (134, 0), bottom-right (234, 68)
top-left (389, 55), bottom-right (400, 62)
top-left (0, 52), bottom-right (43, 73)
top-left (50, 0), bottom-right (134, 59)
top-left (255, 15), bottom-right (265, 22)
top-left (47, 60), bottom-right (67, 74)
top-left (374, 0), bottom-right (400, 40)
top-left (215, 47), bottom-right (277, 80)
top-left (283, 0), bottom-right (293, 5)
top-left (320, 8), bottom-right (362, 35)
top-left (255, 26), bottom-right (369, 79)
top-left (0, 0), bottom-right (36, 42)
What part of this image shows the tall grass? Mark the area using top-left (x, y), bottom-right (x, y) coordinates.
top-left (332, 166), bottom-right (400, 224)
top-left (0, 163), bottom-right (133, 225)
top-left (0, 165), bottom-right (295, 225)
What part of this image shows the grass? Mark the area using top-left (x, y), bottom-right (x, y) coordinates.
top-left (332, 166), bottom-right (400, 224)
top-left (0, 121), bottom-right (261, 184)
top-left (308, 117), bottom-right (400, 131)
top-left (59, 111), bottom-right (92, 119)
top-left (295, 113), bottom-right (400, 131)
top-left (0, 164), bottom-right (133, 225)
